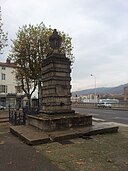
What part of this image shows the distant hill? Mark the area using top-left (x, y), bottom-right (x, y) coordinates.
top-left (72, 83), bottom-right (128, 96)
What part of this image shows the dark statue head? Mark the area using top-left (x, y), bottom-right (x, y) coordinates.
top-left (49, 29), bottom-right (62, 53)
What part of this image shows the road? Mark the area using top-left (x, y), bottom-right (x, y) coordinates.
top-left (73, 107), bottom-right (128, 125)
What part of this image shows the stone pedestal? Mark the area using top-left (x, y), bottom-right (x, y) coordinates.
top-left (28, 114), bottom-right (92, 132)
top-left (27, 30), bottom-right (92, 132)
top-left (41, 53), bottom-right (74, 115)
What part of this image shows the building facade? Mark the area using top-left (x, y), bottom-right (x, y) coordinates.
top-left (0, 59), bottom-right (23, 108)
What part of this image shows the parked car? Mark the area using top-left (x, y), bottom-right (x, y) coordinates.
top-left (97, 102), bottom-right (112, 108)
top-left (0, 106), bottom-right (6, 110)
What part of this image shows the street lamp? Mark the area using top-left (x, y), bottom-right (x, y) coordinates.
top-left (91, 74), bottom-right (97, 102)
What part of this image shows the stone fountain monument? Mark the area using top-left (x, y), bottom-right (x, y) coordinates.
top-left (10, 29), bottom-right (118, 145)
top-left (27, 29), bottom-right (92, 131)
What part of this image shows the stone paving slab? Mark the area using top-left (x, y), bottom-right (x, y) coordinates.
top-left (10, 122), bottom-right (119, 145)
top-left (0, 123), bottom-right (62, 171)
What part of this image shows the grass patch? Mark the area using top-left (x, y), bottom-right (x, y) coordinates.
top-left (35, 127), bottom-right (128, 171)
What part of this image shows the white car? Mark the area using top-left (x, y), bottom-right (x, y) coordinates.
top-left (97, 102), bottom-right (111, 108)
top-left (0, 106), bottom-right (6, 110)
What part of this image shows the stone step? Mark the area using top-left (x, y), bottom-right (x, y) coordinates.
top-left (0, 118), bottom-right (9, 123)
top-left (0, 116), bottom-right (9, 119)
top-left (10, 122), bottom-right (119, 145)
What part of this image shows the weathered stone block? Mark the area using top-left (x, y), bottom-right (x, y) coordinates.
top-left (27, 114), bottom-right (92, 131)
top-left (41, 53), bottom-right (72, 114)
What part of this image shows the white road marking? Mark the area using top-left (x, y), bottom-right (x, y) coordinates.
top-left (115, 117), bottom-right (128, 120)
top-left (92, 117), bottom-right (105, 122)
top-left (93, 117), bottom-right (128, 127)
top-left (89, 113), bottom-right (99, 116)
top-left (108, 122), bottom-right (128, 127)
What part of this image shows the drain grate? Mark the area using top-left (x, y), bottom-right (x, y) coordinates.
top-left (82, 136), bottom-right (93, 140)
top-left (57, 140), bottom-right (74, 145)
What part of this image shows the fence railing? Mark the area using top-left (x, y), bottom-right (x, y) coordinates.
top-left (9, 107), bottom-right (39, 125)
top-left (9, 109), bottom-right (26, 125)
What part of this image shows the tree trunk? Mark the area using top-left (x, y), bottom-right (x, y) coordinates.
top-left (27, 94), bottom-right (31, 109)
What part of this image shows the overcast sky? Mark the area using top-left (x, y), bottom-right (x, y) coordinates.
top-left (1, 0), bottom-right (128, 91)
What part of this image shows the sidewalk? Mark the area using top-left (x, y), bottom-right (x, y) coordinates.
top-left (0, 123), bottom-right (62, 171)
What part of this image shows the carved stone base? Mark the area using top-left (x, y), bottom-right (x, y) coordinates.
top-left (27, 113), bottom-right (92, 132)
top-left (39, 110), bottom-right (75, 115)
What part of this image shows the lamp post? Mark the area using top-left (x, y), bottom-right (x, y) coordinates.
top-left (91, 74), bottom-right (97, 103)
